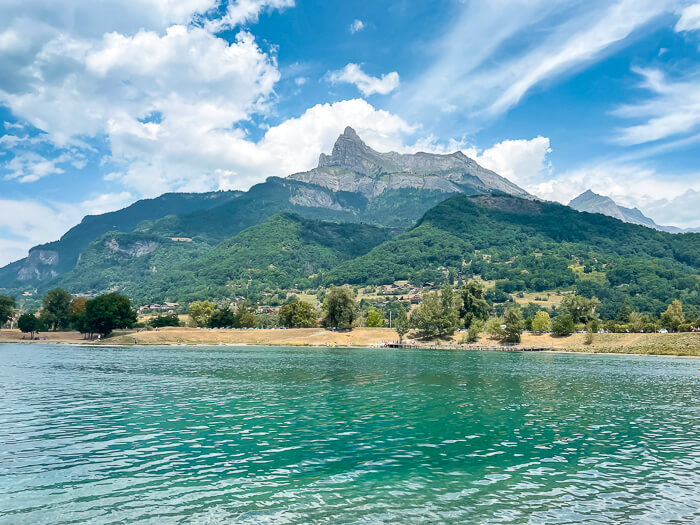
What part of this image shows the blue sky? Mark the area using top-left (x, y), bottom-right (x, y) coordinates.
top-left (1, 0), bottom-right (700, 265)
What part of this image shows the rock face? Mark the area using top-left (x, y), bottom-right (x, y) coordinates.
top-left (17, 250), bottom-right (59, 282)
top-left (568, 190), bottom-right (699, 233)
top-left (291, 127), bottom-right (529, 199)
top-left (105, 238), bottom-right (160, 257)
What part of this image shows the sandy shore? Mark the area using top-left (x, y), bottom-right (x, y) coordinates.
top-left (1, 328), bottom-right (698, 356)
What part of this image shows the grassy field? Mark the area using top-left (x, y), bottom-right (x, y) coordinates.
top-left (1, 328), bottom-right (698, 357)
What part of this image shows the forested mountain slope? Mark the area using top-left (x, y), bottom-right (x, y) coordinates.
top-left (325, 194), bottom-right (700, 317)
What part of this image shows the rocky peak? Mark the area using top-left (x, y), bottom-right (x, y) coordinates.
top-left (317, 126), bottom-right (395, 176)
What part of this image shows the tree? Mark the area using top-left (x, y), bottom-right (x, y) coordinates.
top-left (503, 307), bottom-right (524, 343)
top-left (411, 286), bottom-right (459, 337)
top-left (18, 313), bottom-right (42, 339)
top-left (278, 300), bottom-right (317, 328)
top-left (365, 307), bottom-right (384, 327)
top-left (531, 311), bottom-right (551, 333)
top-left (40, 288), bottom-right (73, 331)
top-left (660, 299), bottom-right (685, 332)
top-left (150, 314), bottom-right (180, 328)
top-left (394, 308), bottom-right (410, 342)
top-left (0, 296), bottom-right (15, 328)
top-left (467, 319), bottom-right (484, 343)
top-left (617, 303), bottom-right (632, 323)
top-left (208, 307), bottom-right (236, 328)
top-left (85, 293), bottom-right (137, 337)
top-left (460, 281), bottom-right (490, 328)
top-left (561, 295), bottom-right (600, 324)
top-left (552, 313), bottom-right (575, 336)
top-left (234, 301), bottom-right (258, 328)
top-left (484, 317), bottom-right (505, 339)
top-left (69, 297), bottom-right (89, 336)
top-left (322, 287), bottom-right (356, 330)
top-left (188, 301), bottom-right (216, 327)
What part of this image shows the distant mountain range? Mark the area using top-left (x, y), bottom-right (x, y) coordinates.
top-left (0, 128), bottom-right (529, 291)
top-left (568, 190), bottom-right (700, 233)
top-left (2, 128), bottom-right (699, 318)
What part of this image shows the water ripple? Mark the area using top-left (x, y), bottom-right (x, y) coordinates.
top-left (0, 344), bottom-right (699, 524)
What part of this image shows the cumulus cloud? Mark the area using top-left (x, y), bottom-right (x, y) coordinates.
top-left (675, 3), bottom-right (700, 32)
top-left (327, 63), bottom-right (400, 96)
top-left (465, 137), bottom-right (552, 187)
top-left (349, 19), bottom-right (365, 34)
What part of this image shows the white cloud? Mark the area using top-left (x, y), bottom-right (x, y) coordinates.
top-left (327, 63), bottom-right (400, 96)
top-left (3, 152), bottom-right (72, 183)
top-left (529, 161), bottom-right (700, 229)
top-left (613, 67), bottom-right (700, 145)
top-left (0, 192), bottom-right (134, 266)
top-left (349, 19), bottom-right (365, 34)
top-left (206, 0), bottom-right (295, 31)
top-left (404, 0), bottom-right (675, 122)
top-left (466, 137), bottom-right (552, 187)
top-left (111, 98), bottom-right (416, 195)
top-left (676, 3), bottom-right (700, 32)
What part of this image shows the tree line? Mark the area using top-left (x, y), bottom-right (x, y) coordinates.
top-left (0, 290), bottom-right (136, 339)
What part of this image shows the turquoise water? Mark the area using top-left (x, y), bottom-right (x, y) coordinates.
top-left (0, 344), bottom-right (699, 524)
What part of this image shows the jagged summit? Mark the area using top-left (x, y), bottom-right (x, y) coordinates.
top-left (292, 127), bottom-right (529, 199)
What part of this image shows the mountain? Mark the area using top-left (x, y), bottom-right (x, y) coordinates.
top-left (55, 213), bottom-right (396, 303)
top-left (325, 193), bottom-right (700, 317)
top-left (289, 127), bottom-right (529, 199)
top-left (568, 190), bottom-right (700, 233)
top-left (1, 127), bottom-right (524, 294)
top-left (0, 191), bottom-right (241, 288)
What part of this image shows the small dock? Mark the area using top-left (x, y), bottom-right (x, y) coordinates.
top-left (385, 343), bottom-right (553, 352)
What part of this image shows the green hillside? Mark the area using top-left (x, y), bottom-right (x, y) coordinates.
top-left (56, 213), bottom-right (396, 304)
top-left (0, 190), bottom-right (241, 289)
top-left (325, 194), bottom-right (700, 317)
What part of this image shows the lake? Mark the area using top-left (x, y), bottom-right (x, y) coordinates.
top-left (0, 344), bottom-right (698, 524)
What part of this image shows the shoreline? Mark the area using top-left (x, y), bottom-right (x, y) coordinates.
top-left (2, 329), bottom-right (699, 358)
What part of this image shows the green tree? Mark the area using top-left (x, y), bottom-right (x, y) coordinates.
top-left (18, 313), bottom-right (42, 340)
top-left (484, 317), bottom-right (505, 339)
top-left (188, 301), bottom-right (216, 327)
top-left (208, 306), bottom-right (236, 328)
top-left (278, 300), bottom-right (317, 328)
top-left (150, 314), bottom-right (181, 328)
top-left (660, 299), bottom-right (685, 332)
top-left (411, 286), bottom-right (459, 337)
top-left (234, 301), bottom-right (258, 328)
top-left (40, 288), bottom-right (73, 331)
top-left (85, 293), bottom-right (137, 338)
top-left (503, 307), bottom-right (524, 343)
top-left (552, 313), bottom-right (575, 336)
top-left (460, 281), bottom-right (490, 328)
top-left (394, 308), bottom-right (410, 342)
top-left (531, 311), bottom-right (551, 332)
top-left (365, 307), bottom-right (384, 327)
top-left (322, 287), bottom-right (356, 330)
top-left (467, 319), bottom-right (484, 343)
top-left (0, 296), bottom-right (15, 328)
top-left (617, 303), bottom-right (632, 323)
top-left (560, 295), bottom-right (600, 324)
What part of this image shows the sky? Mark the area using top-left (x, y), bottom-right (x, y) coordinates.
top-left (2, 0), bottom-right (700, 266)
